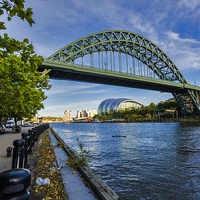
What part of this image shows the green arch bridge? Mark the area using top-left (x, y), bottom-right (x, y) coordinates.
top-left (39, 30), bottom-right (200, 116)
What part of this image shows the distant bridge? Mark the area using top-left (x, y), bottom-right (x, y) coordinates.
top-left (39, 30), bottom-right (200, 116)
top-left (38, 108), bottom-right (64, 121)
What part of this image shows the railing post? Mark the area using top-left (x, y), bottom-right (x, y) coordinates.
top-left (12, 139), bottom-right (25, 169)
top-left (0, 169), bottom-right (31, 200)
top-left (32, 128), bottom-right (37, 142)
top-left (21, 133), bottom-right (29, 168)
top-left (28, 129), bottom-right (33, 154)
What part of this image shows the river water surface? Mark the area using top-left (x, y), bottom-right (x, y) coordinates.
top-left (50, 122), bottom-right (200, 199)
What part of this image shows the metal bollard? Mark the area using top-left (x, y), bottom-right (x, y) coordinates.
top-left (6, 147), bottom-right (12, 157)
top-left (28, 130), bottom-right (33, 154)
top-left (15, 125), bottom-right (21, 133)
top-left (12, 139), bottom-right (25, 169)
top-left (22, 133), bottom-right (29, 168)
top-left (32, 128), bottom-right (37, 142)
top-left (0, 169), bottom-right (31, 200)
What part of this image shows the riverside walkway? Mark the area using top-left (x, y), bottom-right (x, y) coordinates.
top-left (0, 127), bottom-right (31, 173)
top-left (49, 129), bottom-right (98, 200)
top-left (0, 126), bottom-right (100, 200)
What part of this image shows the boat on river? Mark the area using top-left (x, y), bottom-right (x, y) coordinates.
top-left (112, 135), bottom-right (126, 137)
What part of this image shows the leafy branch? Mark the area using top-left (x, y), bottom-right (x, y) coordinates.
top-left (0, 0), bottom-right (52, 123)
top-left (0, 0), bottom-right (34, 30)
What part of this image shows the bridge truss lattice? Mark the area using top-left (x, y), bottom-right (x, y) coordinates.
top-left (46, 30), bottom-right (200, 116)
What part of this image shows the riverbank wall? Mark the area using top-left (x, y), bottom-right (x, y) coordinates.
top-left (50, 127), bottom-right (121, 200)
top-left (71, 118), bottom-right (200, 123)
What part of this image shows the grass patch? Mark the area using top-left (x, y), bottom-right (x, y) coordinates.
top-left (30, 130), bottom-right (68, 200)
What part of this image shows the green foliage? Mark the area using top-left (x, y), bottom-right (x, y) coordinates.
top-left (66, 138), bottom-right (91, 169)
top-left (146, 113), bottom-right (151, 119)
top-left (149, 102), bottom-right (155, 107)
top-left (0, 1), bottom-right (35, 61)
top-left (157, 100), bottom-right (178, 109)
top-left (32, 130), bottom-right (68, 199)
top-left (96, 99), bottom-right (181, 121)
top-left (0, 0), bottom-right (34, 30)
top-left (0, 55), bottom-right (51, 120)
top-left (57, 141), bottom-right (64, 148)
top-left (0, 0), bottom-right (51, 121)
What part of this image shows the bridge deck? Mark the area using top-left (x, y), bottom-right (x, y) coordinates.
top-left (40, 60), bottom-right (200, 94)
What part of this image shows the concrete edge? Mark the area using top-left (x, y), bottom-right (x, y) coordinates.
top-left (50, 127), bottom-right (121, 200)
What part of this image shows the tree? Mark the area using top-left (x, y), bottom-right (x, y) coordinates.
top-left (157, 102), bottom-right (164, 109)
top-left (0, 0), bottom-right (51, 124)
top-left (146, 113), bottom-right (151, 119)
top-left (149, 102), bottom-right (155, 107)
top-left (0, 55), bottom-right (51, 124)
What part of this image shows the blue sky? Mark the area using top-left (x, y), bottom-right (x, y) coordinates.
top-left (3, 0), bottom-right (200, 117)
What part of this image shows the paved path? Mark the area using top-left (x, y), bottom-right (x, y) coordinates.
top-left (49, 129), bottom-right (99, 200)
top-left (0, 127), bottom-right (32, 173)
top-left (0, 127), bottom-right (99, 200)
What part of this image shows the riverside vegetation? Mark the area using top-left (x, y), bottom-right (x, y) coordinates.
top-left (66, 138), bottom-right (91, 169)
top-left (30, 129), bottom-right (68, 200)
top-left (49, 127), bottom-right (91, 169)
top-left (0, 0), bottom-right (51, 125)
top-left (30, 128), bottom-right (92, 200)
top-left (95, 99), bottom-right (200, 122)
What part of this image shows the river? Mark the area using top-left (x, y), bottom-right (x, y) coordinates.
top-left (50, 122), bottom-right (200, 199)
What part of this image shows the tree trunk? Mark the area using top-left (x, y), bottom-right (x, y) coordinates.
top-left (14, 117), bottom-right (17, 127)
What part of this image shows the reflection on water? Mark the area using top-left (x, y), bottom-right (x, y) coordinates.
top-left (51, 122), bottom-right (200, 199)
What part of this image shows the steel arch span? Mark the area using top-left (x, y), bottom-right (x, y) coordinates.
top-left (40, 30), bottom-right (200, 116)
top-left (38, 108), bottom-right (64, 121)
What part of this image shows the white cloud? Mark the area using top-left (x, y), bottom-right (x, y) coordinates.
top-left (73, 89), bottom-right (106, 94)
top-left (178, 0), bottom-right (200, 10)
top-left (48, 100), bottom-right (99, 110)
top-left (45, 82), bottom-right (101, 96)
top-left (165, 31), bottom-right (200, 44)
top-left (157, 31), bottom-right (200, 71)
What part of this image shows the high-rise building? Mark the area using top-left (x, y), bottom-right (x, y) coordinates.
top-left (77, 111), bottom-right (82, 118)
top-left (63, 110), bottom-right (72, 122)
top-left (76, 109), bottom-right (97, 119)
top-left (82, 110), bottom-right (87, 117)
top-left (87, 109), bottom-right (97, 117)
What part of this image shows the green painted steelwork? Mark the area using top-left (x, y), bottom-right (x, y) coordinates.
top-left (47, 30), bottom-right (186, 84)
top-left (40, 30), bottom-right (200, 116)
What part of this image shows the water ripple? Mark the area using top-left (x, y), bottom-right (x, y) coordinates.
top-left (51, 122), bottom-right (200, 199)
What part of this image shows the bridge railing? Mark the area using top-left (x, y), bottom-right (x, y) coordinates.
top-left (44, 59), bottom-right (200, 88)
top-left (61, 61), bottom-right (184, 84)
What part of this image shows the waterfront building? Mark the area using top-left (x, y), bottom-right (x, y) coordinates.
top-left (76, 110), bottom-right (82, 118)
top-left (76, 109), bottom-right (97, 119)
top-left (87, 109), bottom-right (97, 118)
top-left (63, 110), bottom-right (72, 122)
top-left (98, 98), bottom-right (142, 116)
top-left (82, 110), bottom-right (87, 117)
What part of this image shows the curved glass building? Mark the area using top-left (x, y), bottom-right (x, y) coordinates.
top-left (98, 98), bottom-right (142, 116)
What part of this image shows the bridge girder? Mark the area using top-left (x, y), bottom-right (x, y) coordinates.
top-left (42, 30), bottom-right (200, 116)
top-left (48, 30), bottom-right (187, 84)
